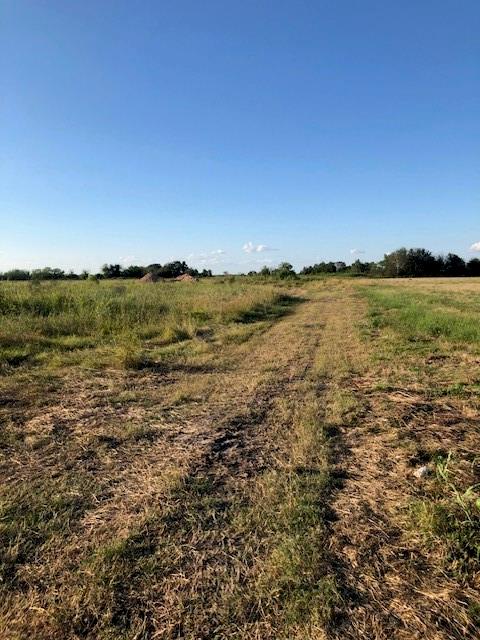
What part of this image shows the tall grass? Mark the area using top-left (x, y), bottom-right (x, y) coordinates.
top-left (0, 279), bottom-right (292, 370)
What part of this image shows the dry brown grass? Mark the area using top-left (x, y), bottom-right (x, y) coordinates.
top-left (325, 278), bottom-right (480, 639)
top-left (1, 278), bottom-right (479, 639)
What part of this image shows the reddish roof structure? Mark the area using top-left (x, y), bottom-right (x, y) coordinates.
top-left (139, 272), bottom-right (159, 283)
top-left (174, 273), bottom-right (198, 282)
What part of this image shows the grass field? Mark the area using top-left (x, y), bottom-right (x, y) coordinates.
top-left (0, 277), bottom-right (479, 639)
top-left (0, 279), bottom-right (294, 370)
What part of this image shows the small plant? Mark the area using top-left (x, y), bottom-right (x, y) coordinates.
top-left (412, 453), bottom-right (480, 580)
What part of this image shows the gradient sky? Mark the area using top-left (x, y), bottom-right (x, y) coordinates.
top-left (1, 1), bottom-right (479, 273)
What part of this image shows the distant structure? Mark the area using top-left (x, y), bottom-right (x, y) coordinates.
top-left (139, 272), bottom-right (159, 283)
top-left (139, 272), bottom-right (198, 283)
top-left (174, 273), bottom-right (198, 282)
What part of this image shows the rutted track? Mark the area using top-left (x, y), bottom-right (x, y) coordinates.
top-left (4, 280), bottom-right (478, 639)
top-left (1, 289), bottom-right (327, 639)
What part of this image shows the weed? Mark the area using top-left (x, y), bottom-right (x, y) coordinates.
top-left (410, 454), bottom-right (480, 580)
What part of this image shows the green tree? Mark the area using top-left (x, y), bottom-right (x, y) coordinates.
top-left (466, 258), bottom-right (480, 277)
top-left (275, 262), bottom-right (297, 279)
top-left (102, 264), bottom-right (122, 278)
top-left (442, 253), bottom-right (466, 277)
top-left (3, 269), bottom-right (30, 281)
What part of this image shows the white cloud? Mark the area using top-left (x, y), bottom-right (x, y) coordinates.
top-left (184, 250), bottom-right (227, 267)
top-left (239, 257), bottom-right (275, 266)
top-left (119, 255), bottom-right (139, 264)
top-left (243, 241), bottom-right (270, 254)
top-left (470, 241), bottom-right (480, 252)
top-left (350, 248), bottom-right (365, 255)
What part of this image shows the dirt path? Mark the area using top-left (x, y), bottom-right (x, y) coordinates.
top-left (2, 288), bottom-right (327, 639)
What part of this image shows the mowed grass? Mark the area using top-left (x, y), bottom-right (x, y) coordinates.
top-left (0, 278), bottom-right (294, 371)
top-left (2, 277), bottom-right (480, 638)
top-left (0, 277), bottom-right (306, 639)
top-left (359, 279), bottom-right (480, 591)
top-left (364, 283), bottom-right (480, 346)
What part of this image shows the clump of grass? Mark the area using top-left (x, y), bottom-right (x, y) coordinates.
top-left (122, 422), bottom-right (157, 442)
top-left (250, 470), bottom-right (340, 627)
top-left (410, 454), bottom-right (480, 580)
top-left (221, 324), bottom-right (262, 344)
top-left (113, 345), bottom-right (146, 370)
top-left (227, 294), bottom-right (297, 324)
top-left (158, 324), bottom-right (191, 345)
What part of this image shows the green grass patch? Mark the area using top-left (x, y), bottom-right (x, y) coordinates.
top-left (362, 286), bottom-right (480, 346)
top-left (410, 454), bottom-right (480, 581)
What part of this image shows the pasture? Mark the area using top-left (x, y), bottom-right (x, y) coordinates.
top-left (0, 277), bottom-right (479, 639)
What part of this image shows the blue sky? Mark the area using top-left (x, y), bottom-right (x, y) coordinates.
top-left (1, 1), bottom-right (479, 273)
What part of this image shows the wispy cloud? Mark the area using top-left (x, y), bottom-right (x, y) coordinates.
top-left (243, 241), bottom-right (270, 254)
top-left (470, 241), bottom-right (480, 252)
top-left (119, 255), bottom-right (139, 264)
top-left (350, 248), bottom-right (365, 256)
top-left (185, 250), bottom-right (227, 266)
top-left (240, 257), bottom-right (274, 264)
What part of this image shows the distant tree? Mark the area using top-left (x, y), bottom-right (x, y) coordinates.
top-left (186, 266), bottom-right (200, 278)
top-left (442, 253), bottom-right (466, 277)
top-left (31, 267), bottom-right (65, 280)
top-left (156, 261), bottom-right (188, 278)
top-left (80, 270), bottom-right (89, 280)
top-left (102, 264), bottom-right (122, 278)
top-left (200, 269), bottom-right (213, 278)
top-left (30, 269), bottom-right (43, 282)
top-left (350, 259), bottom-right (372, 275)
top-left (260, 266), bottom-right (271, 277)
top-left (274, 262), bottom-right (297, 279)
top-left (466, 258), bottom-right (480, 277)
top-left (404, 249), bottom-right (438, 277)
top-left (121, 265), bottom-right (147, 279)
top-left (381, 248), bottom-right (438, 277)
top-left (301, 261), bottom-right (338, 275)
top-left (3, 269), bottom-right (30, 281)
top-left (381, 248), bottom-right (409, 277)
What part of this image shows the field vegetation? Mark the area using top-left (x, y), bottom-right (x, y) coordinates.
top-left (0, 278), bottom-right (293, 372)
top-left (0, 276), bottom-right (479, 639)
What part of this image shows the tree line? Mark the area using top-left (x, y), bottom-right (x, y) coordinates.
top-left (0, 261), bottom-right (213, 281)
top-left (299, 248), bottom-right (480, 278)
top-left (1, 248), bottom-right (480, 281)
